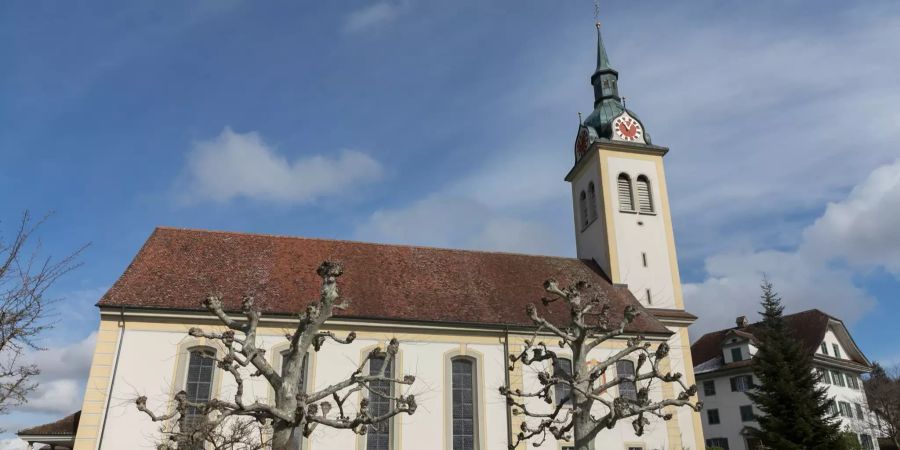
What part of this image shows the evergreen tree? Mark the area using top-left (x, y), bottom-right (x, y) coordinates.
top-left (746, 280), bottom-right (846, 450)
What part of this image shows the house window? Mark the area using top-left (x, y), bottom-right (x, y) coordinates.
top-left (617, 360), bottom-right (637, 401)
top-left (848, 374), bottom-right (860, 389)
top-left (730, 375), bottom-right (752, 392)
top-left (839, 401), bottom-right (853, 418)
top-left (184, 348), bottom-right (216, 431)
top-left (635, 175), bottom-right (654, 213)
top-left (554, 358), bottom-right (573, 407)
top-left (817, 368), bottom-right (831, 384)
top-left (579, 191), bottom-right (589, 229)
top-left (703, 380), bottom-right (716, 396)
top-left (831, 370), bottom-right (845, 387)
top-left (451, 357), bottom-right (478, 450)
top-left (856, 403), bottom-right (864, 420)
top-left (739, 405), bottom-right (754, 422)
top-left (833, 344), bottom-right (841, 359)
top-left (587, 182), bottom-right (598, 223)
top-left (617, 173), bottom-right (635, 212)
top-left (731, 347), bottom-right (743, 362)
top-left (821, 343), bottom-right (828, 355)
top-left (707, 408), bottom-right (720, 425)
top-left (281, 352), bottom-right (310, 449)
top-left (367, 355), bottom-right (394, 450)
top-left (705, 438), bottom-right (729, 449)
top-left (860, 434), bottom-right (874, 449)
top-left (627, 447), bottom-right (644, 450)
top-left (829, 400), bottom-right (839, 416)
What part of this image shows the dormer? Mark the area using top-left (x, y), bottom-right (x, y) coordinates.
top-left (721, 329), bottom-right (758, 364)
top-left (814, 316), bottom-right (869, 365)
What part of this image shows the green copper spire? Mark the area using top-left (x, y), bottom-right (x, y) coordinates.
top-left (594, 22), bottom-right (611, 72)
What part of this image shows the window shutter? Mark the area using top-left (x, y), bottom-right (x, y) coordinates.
top-left (617, 175), bottom-right (634, 211)
top-left (636, 176), bottom-right (653, 213)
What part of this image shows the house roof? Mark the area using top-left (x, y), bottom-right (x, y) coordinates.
top-left (17, 411), bottom-right (80, 436)
top-left (97, 228), bottom-right (673, 335)
top-left (691, 309), bottom-right (869, 369)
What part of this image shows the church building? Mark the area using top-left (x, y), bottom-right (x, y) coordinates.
top-left (19, 26), bottom-right (705, 450)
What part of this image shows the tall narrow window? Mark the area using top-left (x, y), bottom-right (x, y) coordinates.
top-left (367, 355), bottom-right (394, 450)
top-left (833, 344), bottom-right (842, 359)
top-left (184, 348), bottom-right (216, 431)
top-left (451, 358), bottom-right (477, 450)
top-left (820, 343), bottom-right (829, 355)
top-left (616, 360), bottom-right (637, 401)
top-left (579, 191), bottom-right (589, 229)
top-left (587, 182), bottom-right (598, 222)
top-left (617, 174), bottom-right (634, 212)
top-left (553, 358), bottom-right (573, 407)
top-left (636, 175), bottom-right (654, 213)
top-left (282, 353), bottom-right (310, 449)
top-left (731, 347), bottom-right (743, 362)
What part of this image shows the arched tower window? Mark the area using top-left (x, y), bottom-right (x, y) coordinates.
top-left (617, 173), bottom-right (634, 212)
top-left (636, 175), bottom-right (654, 214)
top-left (579, 190), bottom-right (589, 229)
top-left (587, 182), bottom-right (598, 222)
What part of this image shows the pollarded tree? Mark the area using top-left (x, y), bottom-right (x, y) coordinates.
top-left (864, 363), bottom-right (900, 449)
top-left (499, 279), bottom-right (701, 450)
top-left (136, 261), bottom-right (417, 450)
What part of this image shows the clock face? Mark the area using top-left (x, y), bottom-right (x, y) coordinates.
top-left (612, 113), bottom-right (644, 143)
top-left (574, 127), bottom-right (590, 160)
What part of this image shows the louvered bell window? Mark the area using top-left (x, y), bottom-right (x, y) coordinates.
top-left (636, 175), bottom-right (654, 214)
top-left (367, 355), bottom-right (394, 450)
top-left (617, 174), bottom-right (634, 212)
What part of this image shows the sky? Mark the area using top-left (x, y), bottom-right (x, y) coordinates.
top-left (1, 0), bottom-right (899, 445)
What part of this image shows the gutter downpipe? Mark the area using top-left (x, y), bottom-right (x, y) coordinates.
top-left (503, 326), bottom-right (513, 449)
top-left (96, 307), bottom-right (126, 449)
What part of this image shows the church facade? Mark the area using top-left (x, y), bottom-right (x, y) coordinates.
top-left (20, 26), bottom-right (705, 450)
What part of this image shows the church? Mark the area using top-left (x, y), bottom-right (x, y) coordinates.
top-left (18, 25), bottom-right (705, 450)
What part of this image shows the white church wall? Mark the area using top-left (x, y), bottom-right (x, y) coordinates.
top-left (570, 150), bottom-right (611, 277)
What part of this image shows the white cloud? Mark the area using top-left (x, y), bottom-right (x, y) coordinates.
top-left (177, 127), bottom-right (383, 205)
top-left (0, 438), bottom-right (26, 450)
top-left (15, 332), bottom-right (97, 415)
top-left (685, 159), bottom-right (900, 338)
top-left (343, 1), bottom-right (406, 34)
top-left (802, 159), bottom-right (900, 276)
top-left (357, 195), bottom-right (568, 256)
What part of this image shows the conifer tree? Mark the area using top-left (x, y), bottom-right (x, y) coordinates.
top-left (747, 280), bottom-right (845, 449)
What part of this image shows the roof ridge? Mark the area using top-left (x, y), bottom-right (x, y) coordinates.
top-left (152, 226), bottom-right (580, 261)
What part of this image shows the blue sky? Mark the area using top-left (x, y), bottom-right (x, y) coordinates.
top-left (2, 0), bottom-right (899, 443)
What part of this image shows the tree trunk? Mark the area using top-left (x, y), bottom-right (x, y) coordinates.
top-left (271, 422), bottom-right (293, 450)
top-left (572, 344), bottom-right (594, 450)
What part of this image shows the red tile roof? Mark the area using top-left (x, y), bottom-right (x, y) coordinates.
top-left (97, 228), bottom-right (672, 335)
top-left (691, 309), bottom-right (867, 367)
top-left (18, 411), bottom-right (80, 436)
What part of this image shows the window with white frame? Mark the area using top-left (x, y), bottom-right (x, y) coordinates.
top-left (635, 175), bottom-right (654, 214)
top-left (831, 370), bottom-right (845, 387)
top-left (848, 374), bottom-right (860, 389)
top-left (860, 434), bottom-right (874, 449)
top-left (739, 405), bottom-right (754, 422)
top-left (730, 375), bottom-right (753, 392)
top-left (706, 437), bottom-right (729, 449)
top-left (833, 343), bottom-right (842, 358)
top-left (451, 357), bottom-right (478, 450)
top-left (617, 173), bottom-right (635, 212)
top-left (839, 401), bottom-right (853, 418)
top-left (703, 380), bottom-right (716, 396)
top-left (731, 347), bottom-right (743, 362)
top-left (707, 408), bottom-right (720, 425)
top-left (817, 368), bottom-right (831, 384)
top-left (820, 342), bottom-right (829, 355)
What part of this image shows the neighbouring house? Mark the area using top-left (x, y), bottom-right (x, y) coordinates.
top-left (16, 411), bottom-right (80, 450)
top-left (692, 310), bottom-right (880, 450)
top-left (19, 24), bottom-right (706, 450)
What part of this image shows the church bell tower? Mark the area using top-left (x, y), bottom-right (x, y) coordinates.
top-left (567, 24), bottom-right (685, 311)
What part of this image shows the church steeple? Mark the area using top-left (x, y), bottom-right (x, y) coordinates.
top-left (590, 23), bottom-right (620, 106)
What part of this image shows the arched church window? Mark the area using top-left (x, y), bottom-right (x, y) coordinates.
top-left (617, 174), bottom-right (634, 212)
top-left (579, 191), bottom-right (589, 229)
top-left (636, 175), bottom-right (654, 214)
top-left (450, 357), bottom-right (478, 450)
top-left (184, 348), bottom-right (216, 432)
top-left (587, 182), bottom-right (598, 222)
top-left (366, 355), bottom-right (394, 450)
top-left (616, 360), bottom-right (637, 401)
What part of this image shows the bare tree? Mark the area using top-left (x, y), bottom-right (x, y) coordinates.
top-left (136, 261), bottom-right (417, 450)
top-left (0, 211), bottom-right (83, 425)
top-left (864, 363), bottom-right (900, 449)
top-left (499, 279), bottom-right (701, 450)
